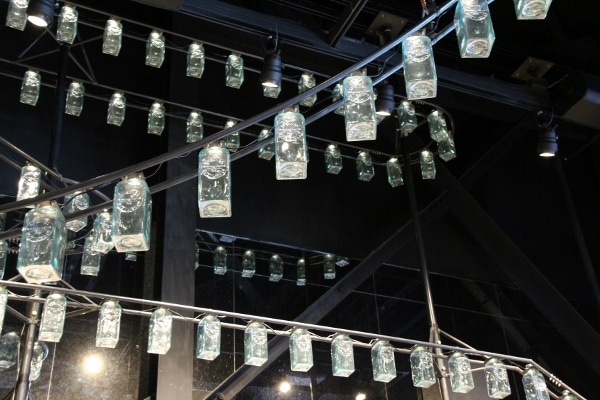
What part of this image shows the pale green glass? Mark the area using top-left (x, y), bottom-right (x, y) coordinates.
top-left (559, 391), bottom-right (578, 400)
top-left (371, 340), bottom-right (396, 382)
top-left (325, 144), bottom-right (343, 174)
top-left (65, 81), bottom-right (85, 116)
top-left (258, 129), bottom-right (275, 160)
top-left (514, 0), bottom-right (553, 19)
top-left (296, 258), bottom-right (306, 286)
top-left (107, 92), bottom-right (126, 126)
top-left (29, 342), bottom-right (45, 381)
top-left (111, 176), bottom-right (152, 252)
top-left (331, 334), bottom-right (355, 377)
top-left (6, 0), bottom-right (29, 31)
top-left (343, 74), bottom-right (377, 141)
top-left (81, 235), bottom-right (102, 276)
top-left (148, 308), bottom-right (172, 354)
top-left (410, 346), bottom-right (436, 388)
top-left (146, 31), bottom-right (165, 68)
top-left (64, 191), bottom-right (89, 232)
top-left (225, 53), bottom-right (244, 88)
top-left (485, 358), bottom-right (511, 399)
top-left (386, 158), bottom-right (404, 187)
top-left (198, 144), bottom-right (231, 218)
top-left (244, 321), bottom-right (268, 366)
top-left (332, 82), bottom-right (345, 115)
top-left (0, 332), bottom-right (19, 369)
top-left (298, 72), bottom-right (317, 107)
top-left (0, 242), bottom-right (7, 280)
top-left (147, 102), bottom-right (165, 135)
top-left (323, 254), bottom-right (336, 279)
top-left (186, 111), bottom-right (204, 143)
top-left (187, 42), bottom-right (205, 78)
top-left (522, 367), bottom-right (550, 400)
top-left (402, 35), bottom-right (437, 100)
top-left (20, 70), bottom-right (41, 106)
top-left (125, 251), bottom-right (137, 261)
top-left (0, 287), bottom-right (7, 334)
top-left (420, 150), bottom-right (436, 179)
top-left (102, 19), bottom-right (122, 56)
top-left (213, 246), bottom-right (227, 275)
top-left (438, 136), bottom-right (457, 161)
top-left (263, 84), bottom-right (281, 98)
top-left (16, 165), bottom-right (41, 204)
top-left (242, 250), bottom-right (256, 278)
top-left (454, 0), bottom-right (495, 58)
top-left (290, 328), bottom-right (313, 372)
top-left (356, 151), bottom-right (375, 182)
top-left (398, 101), bottom-right (418, 135)
top-left (269, 254), bottom-right (283, 282)
top-left (57, 5), bottom-right (78, 44)
top-left (427, 110), bottom-right (449, 142)
top-left (448, 352), bottom-right (474, 393)
top-left (38, 293), bottom-right (67, 342)
top-left (90, 211), bottom-right (114, 254)
top-left (196, 315), bottom-right (221, 360)
top-left (17, 203), bottom-right (67, 283)
top-left (96, 301), bottom-right (121, 348)
top-left (224, 120), bottom-right (240, 152)
top-left (275, 107), bottom-right (308, 180)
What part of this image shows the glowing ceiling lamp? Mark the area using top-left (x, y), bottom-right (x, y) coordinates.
top-left (27, 0), bottom-right (54, 27)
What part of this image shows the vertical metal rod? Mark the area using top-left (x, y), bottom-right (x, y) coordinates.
top-left (14, 290), bottom-right (42, 400)
top-left (48, 44), bottom-right (69, 176)
top-left (400, 135), bottom-right (450, 400)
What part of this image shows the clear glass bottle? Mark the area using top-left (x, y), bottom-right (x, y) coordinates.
top-left (242, 250), bottom-right (256, 278)
top-left (331, 334), bottom-right (354, 377)
top-left (0, 287), bottom-right (7, 333)
top-left (147, 102), bottom-right (166, 135)
top-left (125, 251), bottom-right (137, 261)
top-left (269, 254), bottom-right (283, 282)
top-left (398, 101), bottom-right (418, 135)
top-left (263, 84), bottom-right (281, 99)
top-left (64, 81), bottom-right (85, 116)
top-left (371, 340), bottom-right (396, 382)
top-left (213, 246), bottom-right (227, 275)
top-left (111, 174), bottom-right (152, 252)
top-left (514, 0), bottom-right (553, 19)
top-left (244, 321), bottom-right (268, 366)
top-left (6, 0), bottom-right (29, 31)
top-left (96, 300), bottom-right (121, 348)
top-left (198, 142), bottom-right (232, 218)
top-left (107, 92), bottom-right (126, 126)
top-left (90, 211), bottom-right (114, 254)
top-left (17, 202), bottom-right (67, 284)
top-left (38, 293), bottom-right (67, 342)
top-left (16, 164), bottom-right (41, 204)
top-left (102, 19), bottom-right (122, 56)
top-left (29, 341), bottom-right (45, 381)
top-left (146, 30), bottom-right (165, 68)
top-left (56, 5), bottom-right (78, 44)
top-left (356, 151), bottom-right (375, 182)
top-left (522, 366), bottom-right (550, 400)
top-left (225, 53), bottom-right (244, 88)
top-left (81, 234), bottom-right (102, 276)
top-left (275, 105), bottom-right (308, 180)
top-left (257, 129), bottom-right (275, 161)
top-left (20, 70), bottom-right (41, 106)
top-left (427, 110), bottom-right (449, 142)
top-left (454, 0), bottom-right (495, 58)
top-left (196, 314), bottom-right (221, 360)
top-left (0, 242), bottom-right (7, 280)
top-left (289, 328), bottom-right (313, 372)
top-left (223, 120), bottom-right (240, 152)
top-left (402, 35), bottom-right (437, 100)
top-left (323, 254), bottom-right (336, 279)
top-left (410, 346), bottom-right (436, 388)
top-left (187, 42), bottom-right (205, 78)
top-left (420, 150), bottom-right (436, 179)
top-left (485, 358), bottom-right (511, 399)
top-left (148, 308), bottom-right (172, 354)
top-left (559, 391), bottom-right (578, 400)
top-left (343, 73), bottom-right (377, 141)
top-left (448, 351), bottom-right (474, 393)
top-left (296, 258), bottom-right (306, 286)
top-left (63, 191), bottom-right (89, 232)
top-left (0, 332), bottom-right (20, 369)
top-left (325, 144), bottom-right (343, 174)
top-left (386, 158), bottom-right (404, 187)
top-left (298, 72), bottom-right (317, 107)
top-left (438, 135), bottom-right (457, 161)
top-left (332, 82), bottom-right (345, 115)
top-left (186, 111), bottom-right (204, 143)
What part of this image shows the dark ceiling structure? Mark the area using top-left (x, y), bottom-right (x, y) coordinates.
top-left (0, 0), bottom-right (599, 399)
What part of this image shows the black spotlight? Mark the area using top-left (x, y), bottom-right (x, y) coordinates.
top-left (27, 0), bottom-right (55, 27)
top-left (375, 84), bottom-right (395, 116)
top-left (261, 53), bottom-right (282, 88)
top-left (537, 126), bottom-right (558, 157)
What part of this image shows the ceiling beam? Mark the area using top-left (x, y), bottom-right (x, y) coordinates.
top-left (328, 0), bottom-right (369, 47)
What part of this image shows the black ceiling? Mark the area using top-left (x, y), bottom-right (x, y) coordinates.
top-left (0, 0), bottom-right (599, 399)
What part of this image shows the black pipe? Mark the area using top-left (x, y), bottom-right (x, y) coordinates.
top-left (14, 291), bottom-right (42, 400)
top-left (48, 44), bottom-right (69, 179)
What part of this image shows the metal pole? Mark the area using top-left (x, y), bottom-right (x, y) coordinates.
top-left (14, 290), bottom-right (42, 400)
top-left (400, 135), bottom-right (450, 400)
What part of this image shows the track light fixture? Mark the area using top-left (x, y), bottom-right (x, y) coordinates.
top-left (261, 36), bottom-right (282, 88)
top-left (27, 0), bottom-right (54, 27)
top-left (375, 83), bottom-right (395, 116)
top-left (536, 111), bottom-right (558, 157)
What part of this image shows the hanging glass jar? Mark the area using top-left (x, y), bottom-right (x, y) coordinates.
top-left (331, 334), bottom-right (355, 377)
top-left (196, 314), bottom-right (221, 360)
top-left (186, 111), bottom-right (204, 143)
top-left (148, 308), bottom-right (173, 354)
top-left (96, 300), bottom-right (121, 348)
top-left (102, 18), bottom-right (122, 56)
top-left (269, 254), bottom-right (283, 282)
top-left (289, 328), bottom-right (313, 372)
top-left (225, 53), bottom-right (244, 88)
top-left (213, 246), bottom-right (227, 275)
top-left (90, 211), bottom-right (114, 254)
top-left (402, 35), bottom-right (437, 100)
top-left (63, 191), bottom-right (89, 232)
top-left (241, 250), bottom-right (256, 278)
top-left (371, 340), bottom-right (396, 382)
top-left (16, 164), bottom-right (41, 204)
top-left (198, 142), bottom-right (232, 218)
top-left (324, 144), bottom-right (343, 174)
top-left (410, 346), bottom-right (436, 388)
top-left (20, 70), bottom-right (41, 106)
top-left (5, 0), bottom-right (29, 31)
top-left (448, 352), bottom-right (475, 393)
top-left (274, 105), bottom-right (308, 180)
top-left (244, 321), bottom-right (268, 366)
top-left (111, 174), bottom-right (152, 252)
top-left (146, 30), bottom-right (165, 68)
top-left (38, 293), bottom-right (67, 342)
top-left (187, 42), bottom-right (205, 78)
top-left (485, 358), bottom-right (511, 399)
top-left (56, 5), bottom-right (78, 44)
top-left (65, 81), bottom-right (85, 116)
top-left (343, 70), bottom-right (377, 141)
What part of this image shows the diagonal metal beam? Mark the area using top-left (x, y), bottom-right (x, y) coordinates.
top-left (327, 0), bottom-right (369, 47)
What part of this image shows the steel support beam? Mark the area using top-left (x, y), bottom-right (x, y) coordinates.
top-left (328, 0), bottom-right (369, 47)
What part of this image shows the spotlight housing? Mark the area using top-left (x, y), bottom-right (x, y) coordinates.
top-left (375, 84), bottom-right (395, 116)
top-left (537, 126), bottom-right (558, 157)
top-left (27, 0), bottom-right (55, 27)
top-left (261, 53), bottom-right (282, 88)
